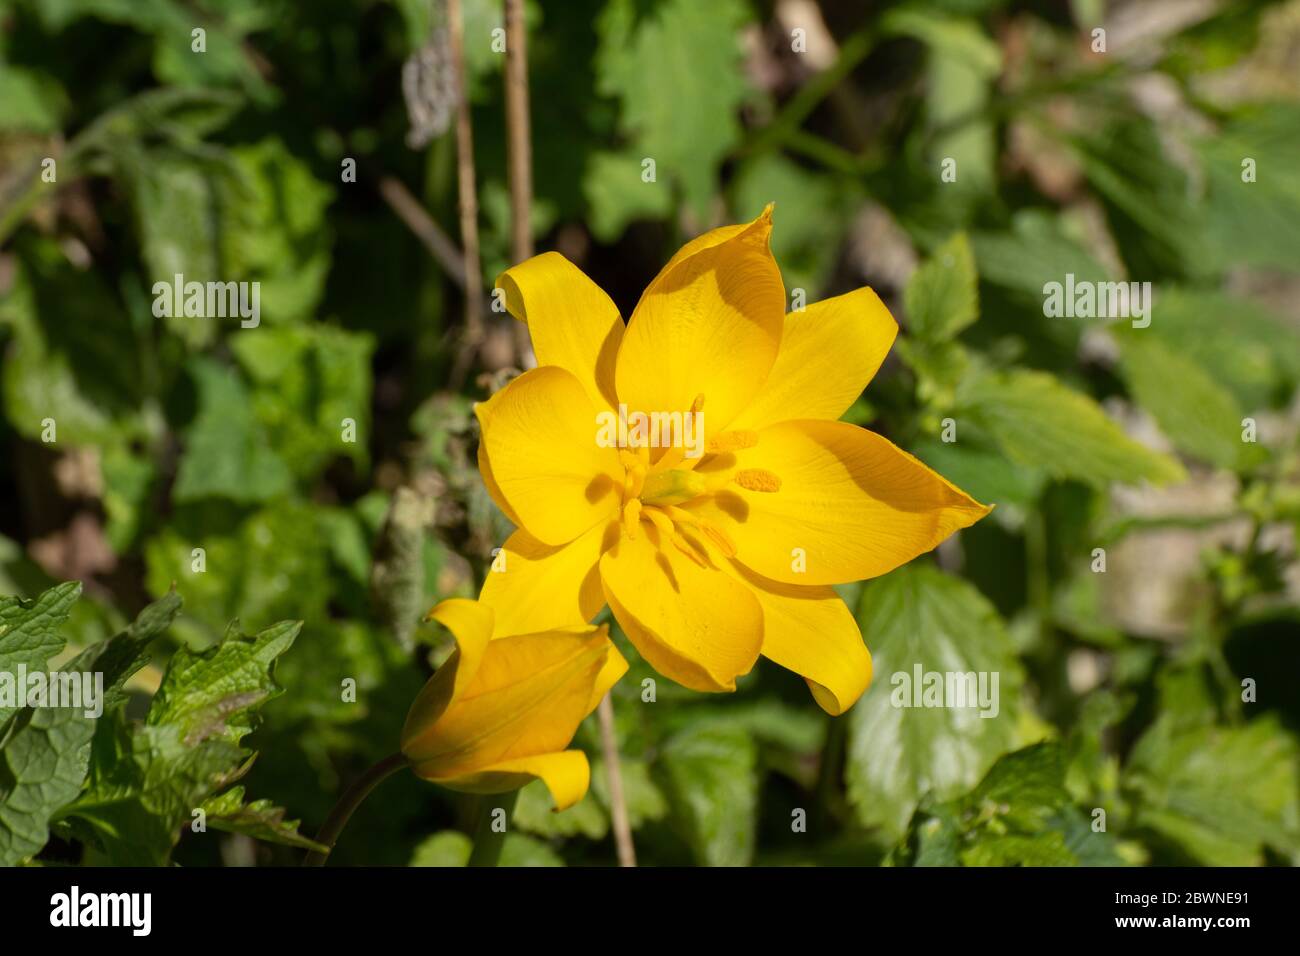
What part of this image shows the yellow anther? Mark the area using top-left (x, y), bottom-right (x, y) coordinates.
top-left (699, 521), bottom-right (737, 558)
top-left (705, 430), bottom-right (758, 454)
top-left (734, 468), bottom-right (782, 493)
top-left (689, 393), bottom-right (706, 414)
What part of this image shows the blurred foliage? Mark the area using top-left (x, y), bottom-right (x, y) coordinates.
top-left (2, 0), bottom-right (1299, 867)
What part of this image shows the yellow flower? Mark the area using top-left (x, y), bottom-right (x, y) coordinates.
top-left (475, 206), bottom-right (990, 715)
top-left (400, 598), bottom-right (627, 810)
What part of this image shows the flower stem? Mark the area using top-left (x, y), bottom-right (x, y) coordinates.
top-left (303, 752), bottom-right (409, 866)
top-left (597, 693), bottom-right (637, 866)
top-left (466, 790), bottom-right (520, 867)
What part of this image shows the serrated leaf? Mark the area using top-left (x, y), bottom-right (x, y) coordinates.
top-left (1115, 329), bottom-right (1252, 469)
top-left (201, 785), bottom-right (326, 852)
top-left (147, 618), bottom-right (301, 747)
top-left (846, 564), bottom-right (1023, 839)
top-left (595, 0), bottom-right (751, 215)
top-left (656, 724), bottom-right (758, 866)
top-left (65, 616), bottom-right (300, 865)
top-left (892, 743), bottom-right (1122, 866)
top-left (958, 367), bottom-right (1186, 487)
top-left (905, 233), bottom-right (978, 340)
top-left (0, 582), bottom-right (81, 725)
top-left (0, 588), bottom-right (182, 866)
top-left (1124, 714), bottom-right (1300, 865)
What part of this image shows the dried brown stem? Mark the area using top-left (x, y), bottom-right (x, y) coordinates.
top-left (503, 0), bottom-right (534, 363)
top-left (448, 0), bottom-right (485, 385)
top-left (378, 174), bottom-right (466, 290)
top-left (597, 693), bottom-right (637, 867)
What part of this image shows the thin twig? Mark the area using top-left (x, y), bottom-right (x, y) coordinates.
top-left (448, 0), bottom-right (485, 386)
top-left (597, 693), bottom-right (637, 867)
top-left (378, 174), bottom-right (466, 289)
top-left (503, 0), bottom-right (534, 363)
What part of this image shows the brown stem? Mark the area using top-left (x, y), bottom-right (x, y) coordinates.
top-left (448, 0), bottom-right (485, 386)
top-left (378, 175), bottom-right (466, 290)
top-left (503, 0), bottom-right (534, 364)
top-left (597, 693), bottom-right (637, 867)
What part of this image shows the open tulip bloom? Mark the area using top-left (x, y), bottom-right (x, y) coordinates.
top-left (476, 205), bottom-right (991, 716)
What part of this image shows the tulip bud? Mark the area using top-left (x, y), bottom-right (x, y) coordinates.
top-left (400, 598), bottom-right (626, 810)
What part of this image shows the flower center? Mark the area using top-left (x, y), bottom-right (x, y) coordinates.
top-left (614, 395), bottom-right (782, 568)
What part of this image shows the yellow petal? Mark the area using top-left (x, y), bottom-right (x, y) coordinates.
top-left (475, 365), bottom-right (623, 546)
top-left (599, 525), bottom-right (762, 692)
top-left (479, 522), bottom-right (617, 637)
top-left (399, 599), bottom-right (493, 756)
top-left (730, 287), bottom-right (898, 431)
top-left (497, 252), bottom-right (624, 413)
top-left (728, 561), bottom-right (871, 715)
top-left (587, 638), bottom-right (629, 716)
top-left (688, 420), bottom-right (991, 586)
top-left (405, 628), bottom-right (609, 777)
top-left (432, 750), bottom-right (591, 811)
top-left (614, 207), bottom-right (785, 431)
top-left (478, 440), bottom-right (524, 528)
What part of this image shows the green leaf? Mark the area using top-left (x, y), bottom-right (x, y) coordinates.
top-left (1124, 714), bottom-right (1300, 865)
top-left (910, 437), bottom-right (1046, 509)
top-left (173, 357), bottom-right (294, 504)
top-left (731, 154), bottom-right (853, 295)
top-left (146, 619), bottom-right (301, 747)
top-left (583, 151), bottom-right (673, 243)
top-left (409, 830), bottom-right (564, 867)
top-left (201, 785), bottom-right (326, 852)
top-left (958, 367), bottom-right (1186, 487)
top-left (1140, 287), bottom-right (1300, 410)
top-left (0, 588), bottom-right (182, 866)
top-left (596, 0), bottom-right (751, 215)
top-left (905, 233), bottom-right (978, 340)
top-left (225, 138), bottom-right (334, 324)
top-left (65, 617), bottom-right (300, 865)
top-left (970, 210), bottom-right (1112, 296)
top-left (656, 724), bottom-right (758, 866)
top-left (591, 758), bottom-right (668, 831)
top-left (1114, 328), bottom-right (1253, 469)
top-left (1199, 106), bottom-right (1300, 274)
top-left (231, 325), bottom-right (375, 478)
top-left (892, 743), bottom-right (1122, 866)
top-left (0, 582), bottom-right (81, 725)
top-left (846, 564), bottom-right (1023, 839)
top-left (514, 778), bottom-right (608, 840)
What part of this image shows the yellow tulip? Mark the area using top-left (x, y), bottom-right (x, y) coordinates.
top-left (400, 598), bottom-right (627, 810)
top-left (475, 205), bottom-right (991, 715)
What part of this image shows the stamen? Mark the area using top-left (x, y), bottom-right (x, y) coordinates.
top-left (642, 507), bottom-right (675, 538)
top-left (734, 468), bottom-right (782, 493)
top-left (671, 531), bottom-right (708, 568)
top-left (690, 393), bottom-right (706, 414)
top-left (622, 498), bottom-right (642, 539)
top-left (706, 430), bottom-right (758, 454)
